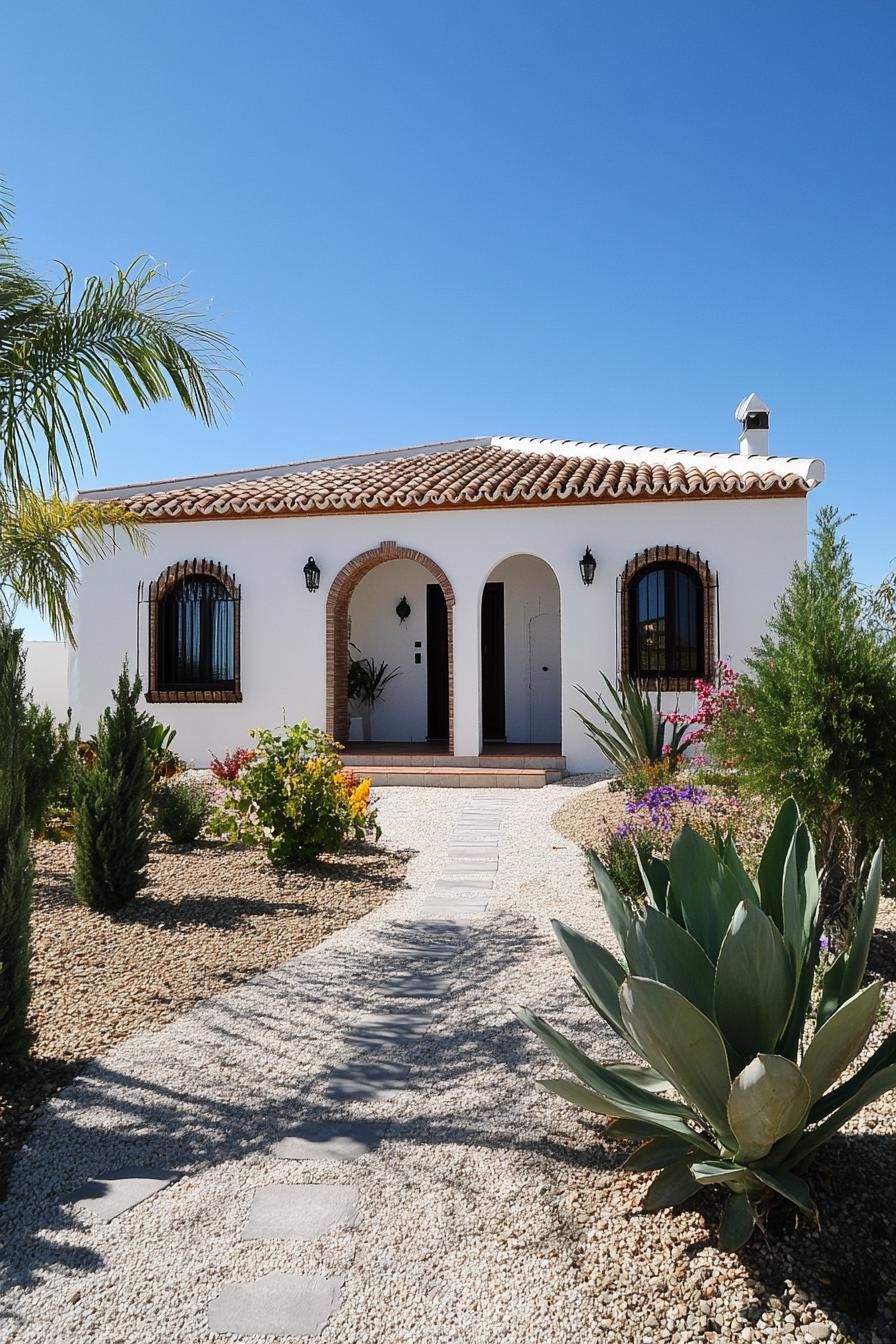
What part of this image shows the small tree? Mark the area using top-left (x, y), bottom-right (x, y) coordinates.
top-left (74, 664), bottom-right (152, 912)
top-left (0, 623), bottom-right (34, 1067)
top-left (707, 506), bottom-right (896, 911)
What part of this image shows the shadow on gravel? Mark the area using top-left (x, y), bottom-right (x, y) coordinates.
top-left (0, 909), bottom-right (552, 1317)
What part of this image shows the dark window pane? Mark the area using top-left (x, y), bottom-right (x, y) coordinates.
top-left (630, 562), bottom-right (703, 681)
top-left (159, 576), bottom-right (235, 689)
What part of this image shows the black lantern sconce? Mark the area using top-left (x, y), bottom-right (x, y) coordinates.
top-left (579, 546), bottom-right (597, 586)
top-left (395, 595), bottom-right (411, 623)
top-left (303, 556), bottom-right (321, 593)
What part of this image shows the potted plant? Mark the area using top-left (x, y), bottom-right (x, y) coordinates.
top-left (347, 647), bottom-right (401, 742)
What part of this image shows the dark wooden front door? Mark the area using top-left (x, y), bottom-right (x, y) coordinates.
top-left (426, 583), bottom-right (449, 740)
top-left (481, 581), bottom-right (506, 741)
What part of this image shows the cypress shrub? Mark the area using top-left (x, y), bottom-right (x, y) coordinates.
top-left (74, 664), bottom-right (152, 912)
top-left (0, 623), bottom-right (35, 1068)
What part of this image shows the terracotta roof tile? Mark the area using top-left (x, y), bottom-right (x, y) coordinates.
top-left (102, 441), bottom-right (822, 521)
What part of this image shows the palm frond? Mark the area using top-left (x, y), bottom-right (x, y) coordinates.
top-left (0, 487), bottom-right (145, 640)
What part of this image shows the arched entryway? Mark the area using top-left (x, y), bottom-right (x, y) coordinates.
top-left (326, 541), bottom-right (455, 751)
top-left (480, 554), bottom-right (561, 749)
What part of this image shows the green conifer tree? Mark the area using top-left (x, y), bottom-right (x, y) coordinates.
top-left (74, 664), bottom-right (152, 912)
top-left (0, 623), bottom-right (34, 1067)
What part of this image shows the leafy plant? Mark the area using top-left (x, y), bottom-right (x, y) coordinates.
top-left (153, 780), bottom-right (211, 844)
top-left (210, 720), bottom-right (380, 866)
top-left (706, 507), bottom-right (896, 917)
top-left (575, 675), bottom-right (690, 773)
top-left (21, 703), bottom-right (78, 835)
top-left (516, 800), bottom-right (895, 1250)
top-left (347, 647), bottom-right (401, 705)
top-left (209, 747), bottom-right (254, 781)
top-left (74, 663), bottom-right (152, 911)
top-left (0, 623), bottom-right (35, 1067)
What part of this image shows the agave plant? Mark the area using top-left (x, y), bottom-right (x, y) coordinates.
top-left (574, 674), bottom-right (690, 770)
top-left (515, 800), bottom-right (896, 1249)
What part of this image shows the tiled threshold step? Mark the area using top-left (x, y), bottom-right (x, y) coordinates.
top-left (341, 763), bottom-right (562, 788)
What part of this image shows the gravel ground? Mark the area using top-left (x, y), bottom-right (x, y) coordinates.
top-left (0, 836), bottom-right (405, 1192)
top-left (1, 781), bottom-right (895, 1343)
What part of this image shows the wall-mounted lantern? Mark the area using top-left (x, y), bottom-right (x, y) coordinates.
top-left (396, 595), bottom-right (411, 623)
top-left (303, 556), bottom-right (321, 593)
top-left (579, 546), bottom-right (597, 587)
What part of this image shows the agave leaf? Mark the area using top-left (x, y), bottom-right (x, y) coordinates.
top-left (538, 1077), bottom-right (711, 1148)
top-left (816, 952), bottom-right (849, 1032)
top-left (551, 919), bottom-right (632, 1042)
top-left (720, 834), bottom-right (760, 908)
top-left (727, 1054), bottom-right (811, 1163)
top-left (603, 1062), bottom-right (670, 1093)
top-left (808, 1033), bottom-right (896, 1123)
top-left (757, 797), bottom-right (801, 932)
top-left (619, 977), bottom-right (734, 1143)
top-left (781, 827), bottom-right (808, 965)
top-left (714, 902), bottom-right (794, 1059)
top-left (636, 845), bottom-right (669, 913)
top-left (691, 1159), bottom-right (750, 1186)
top-left (629, 905), bottom-right (717, 1019)
top-left (778, 929), bottom-right (823, 1063)
top-left (752, 1165), bottom-right (816, 1216)
top-left (668, 826), bottom-right (743, 962)
top-left (606, 1117), bottom-right (674, 1140)
top-left (625, 1136), bottom-right (700, 1171)
top-left (790, 1064), bottom-right (896, 1164)
top-left (801, 981), bottom-right (882, 1103)
top-left (588, 852), bottom-right (636, 958)
top-left (643, 1162), bottom-right (701, 1210)
top-left (718, 1192), bottom-right (756, 1250)
top-left (838, 844), bottom-right (883, 1006)
top-left (515, 1007), bottom-right (695, 1121)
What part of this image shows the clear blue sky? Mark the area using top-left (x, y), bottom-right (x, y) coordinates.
top-left (7, 1), bottom-right (895, 635)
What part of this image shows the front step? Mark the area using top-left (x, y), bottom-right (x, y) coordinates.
top-left (342, 763), bottom-right (564, 789)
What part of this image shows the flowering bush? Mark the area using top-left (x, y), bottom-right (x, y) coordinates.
top-left (209, 722), bottom-right (380, 866)
top-left (610, 753), bottom-right (684, 797)
top-left (209, 747), bottom-right (254, 781)
top-left (618, 782), bottom-right (708, 834)
top-left (661, 658), bottom-right (743, 752)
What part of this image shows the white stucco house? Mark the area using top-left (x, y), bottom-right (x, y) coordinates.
top-left (68, 395), bottom-right (823, 782)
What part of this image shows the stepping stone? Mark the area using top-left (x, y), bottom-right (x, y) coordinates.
top-left (386, 942), bottom-right (458, 960)
top-left (381, 973), bottom-right (451, 997)
top-left (327, 1060), bottom-right (412, 1100)
top-left (208, 1271), bottom-right (342, 1337)
top-left (344, 1012), bottom-right (433, 1047)
top-left (242, 1183), bottom-right (359, 1241)
top-left (434, 877), bottom-right (494, 890)
top-left (418, 902), bottom-right (487, 919)
top-left (71, 1168), bottom-right (181, 1223)
top-left (272, 1121), bottom-right (382, 1162)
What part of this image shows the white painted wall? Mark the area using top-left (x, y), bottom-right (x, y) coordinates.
top-left (348, 558), bottom-right (430, 741)
top-left (486, 555), bottom-right (561, 743)
top-left (23, 641), bottom-right (70, 721)
top-left (70, 495), bottom-right (808, 771)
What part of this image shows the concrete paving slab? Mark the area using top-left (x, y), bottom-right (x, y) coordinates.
top-left (381, 973), bottom-right (451, 997)
top-left (344, 1013), bottom-right (433, 1047)
top-left (271, 1121), bottom-right (382, 1162)
top-left (70, 1168), bottom-right (180, 1223)
top-left (208, 1271), bottom-right (342, 1337)
top-left (242, 1183), bottom-right (359, 1241)
top-left (326, 1060), bottom-right (412, 1100)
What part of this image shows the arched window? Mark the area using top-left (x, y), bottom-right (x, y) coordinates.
top-left (147, 560), bottom-right (241, 703)
top-left (620, 546), bottom-right (715, 690)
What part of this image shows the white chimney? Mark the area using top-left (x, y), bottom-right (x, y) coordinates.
top-left (735, 393), bottom-right (770, 455)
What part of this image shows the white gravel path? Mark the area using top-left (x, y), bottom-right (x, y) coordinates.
top-left (0, 782), bottom-right (617, 1344)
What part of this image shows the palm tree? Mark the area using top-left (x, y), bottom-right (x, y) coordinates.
top-left (0, 178), bottom-right (236, 637)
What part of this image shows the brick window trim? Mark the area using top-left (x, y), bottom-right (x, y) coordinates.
top-left (619, 544), bottom-right (716, 691)
top-left (146, 558), bottom-right (242, 704)
top-left (325, 540), bottom-right (455, 752)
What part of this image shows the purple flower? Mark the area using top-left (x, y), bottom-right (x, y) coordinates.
top-left (819, 934), bottom-right (830, 955)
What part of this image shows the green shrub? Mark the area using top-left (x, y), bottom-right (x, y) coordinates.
top-left (707, 506), bottom-right (896, 915)
top-left (154, 780), bottom-right (210, 844)
top-left (74, 663), bottom-right (152, 912)
top-left (516, 800), bottom-right (896, 1250)
top-left (598, 831), bottom-right (644, 904)
top-left (210, 721), bottom-right (380, 867)
top-left (22, 705), bottom-right (80, 835)
top-left (0, 624), bottom-right (34, 1067)
top-left (575, 675), bottom-right (690, 773)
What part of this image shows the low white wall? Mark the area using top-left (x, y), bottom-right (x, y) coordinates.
top-left (23, 641), bottom-right (70, 722)
top-left (70, 494), bottom-right (808, 772)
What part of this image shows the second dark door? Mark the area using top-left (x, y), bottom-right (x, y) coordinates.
top-left (481, 581), bottom-right (506, 741)
top-left (426, 583), bottom-right (449, 741)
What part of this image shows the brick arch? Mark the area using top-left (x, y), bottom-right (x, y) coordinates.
top-left (326, 541), bottom-right (455, 750)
